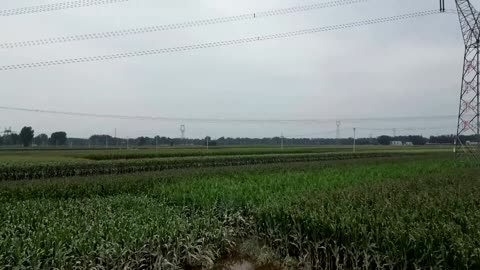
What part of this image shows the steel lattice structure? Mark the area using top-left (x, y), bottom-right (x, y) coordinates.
top-left (453, 0), bottom-right (480, 159)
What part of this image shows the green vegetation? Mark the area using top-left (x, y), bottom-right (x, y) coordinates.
top-left (79, 145), bottom-right (450, 161)
top-left (0, 150), bottom-right (478, 269)
top-left (0, 152), bottom-right (422, 181)
top-left (80, 146), bottom-right (341, 160)
top-left (19, 127), bottom-right (34, 147)
top-left (0, 146), bottom-right (449, 181)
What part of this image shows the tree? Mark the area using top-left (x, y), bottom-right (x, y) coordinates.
top-left (407, 135), bottom-right (427, 146)
top-left (204, 136), bottom-right (217, 146)
top-left (50, 132), bottom-right (67, 146)
top-left (89, 135), bottom-right (113, 146)
top-left (137, 137), bottom-right (147, 146)
top-left (429, 135), bottom-right (455, 144)
top-left (377, 135), bottom-right (392, 145)
top-left (34, 134), bottom-right (49, 146)
top-left (19, 126), bottom-right (34, 147)
top-left (3, 134), bottom-right (20, 145)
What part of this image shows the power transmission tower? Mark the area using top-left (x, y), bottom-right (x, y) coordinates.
top-left (453, 0), bottom-right (480, 160)
top-left (353, 128), bottom-right (357, 153)
top-left (3, 127), bottom-right (12, 136)
top-left (281, 132), bottom-right (284, 150)
top-left (180, 125), bottom-right (186, 145)
top-left (336, 121), bottom-right (341, 141)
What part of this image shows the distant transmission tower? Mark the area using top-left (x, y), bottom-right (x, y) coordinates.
top-left (3, 127), bottom-right (12, 136)
top-left (180, 124), bottom-right (186, 144)
top-left (336, 121), bottom-right (341, 144)
top-left (453, 0), bottom-right (480, 159)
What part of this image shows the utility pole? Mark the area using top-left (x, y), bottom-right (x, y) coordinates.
top-left (281, 132), bottom-right (284, 150)
top-left (453, 0), bottom-right (480, 160)
top-left (353, 128), bottom-right (357, 153)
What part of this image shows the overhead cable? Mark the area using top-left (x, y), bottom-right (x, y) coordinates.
top-left (0, 0), bottom-right (131, 17)
top-left (0, 106), bottom-right (458, 124)
top-left (0, 10), bottom-right (446, 71)
top-left (284, 130), bottom-right (340, 138)
top-left (0, 0), bottom-right (367, 49)
top-left (356, 127), bottom-right (453, 131)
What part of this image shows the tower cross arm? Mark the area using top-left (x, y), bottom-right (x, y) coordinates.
top-left (456, 0), bottom-right (480, 46)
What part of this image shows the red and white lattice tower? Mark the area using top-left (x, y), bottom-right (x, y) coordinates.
top-left (454, 0), bottom-right (480, 158)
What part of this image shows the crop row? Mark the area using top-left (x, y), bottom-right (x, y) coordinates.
top-left (0, 152), bottom-right (416, 181)
top-left (0, 157), bottom-right (478, 269)
top-left (80, 147), bottom-right (340, 160)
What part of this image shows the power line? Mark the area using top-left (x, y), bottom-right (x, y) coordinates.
top-left (0, 10), bottom-right (447, 71)
top-left (0, 0), bottom-right (131, 17)
top-left (356, 127), bottom-right (453, 131)
top-left (285, 130), bottom-right (340, 138)
top-left (286, 127), bottom-right (455, 138)
top-left (0, 105), bottom-right (458, 124)
top-left (0, 0), bottom-right (367, 50)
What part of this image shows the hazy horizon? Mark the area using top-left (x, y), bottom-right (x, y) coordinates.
top-left (0, 0), bottom-right (474, 138)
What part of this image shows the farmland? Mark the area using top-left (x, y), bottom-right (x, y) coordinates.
top-left (0, 146), bottom-right (478, 269)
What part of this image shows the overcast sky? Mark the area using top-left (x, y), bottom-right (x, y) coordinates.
top-left (0, 0), bottom-right (474, 138)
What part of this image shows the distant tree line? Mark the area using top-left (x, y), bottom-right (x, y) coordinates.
top-left (0, 126), bottom-right (478, 147)
top-left (376, 135), bottom-right (428, 146)
top-left (77, 134), bottom-right (478, 147)
top-left (0, 127), bottom-right (68, 147)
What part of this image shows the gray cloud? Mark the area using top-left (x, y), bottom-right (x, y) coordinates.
top-left (0, 0), bottom-right (471, 138)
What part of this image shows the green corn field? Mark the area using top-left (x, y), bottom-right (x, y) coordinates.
top-left (0, 147), bottom-right (477, 269)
